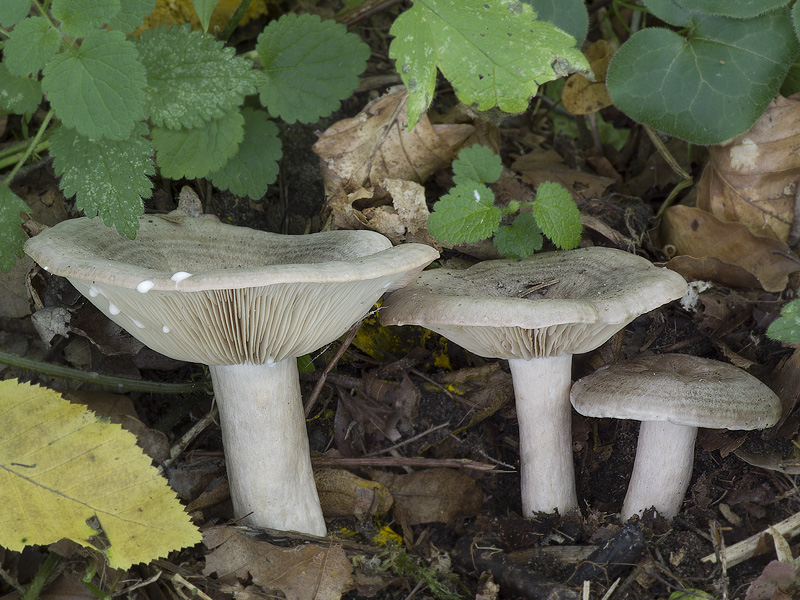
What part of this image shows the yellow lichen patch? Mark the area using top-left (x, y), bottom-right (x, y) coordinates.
top-left (138, 0), bottom-right (270, 32)
top-left (372, 525), bottom-right (403, 547)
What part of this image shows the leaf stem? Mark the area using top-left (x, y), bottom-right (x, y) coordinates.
top-left (2, 108), bottom-right (55, 186)
top-left (31, 0), bottom-right (59, 31)
top-left (0, 141), bottom-right (52, 170)
top-left (0, 349), bottom-right (208, 394)
top-left (219, 0), bottom-right (253, 42)
top-left (21, 552), bottom-right (60, 600)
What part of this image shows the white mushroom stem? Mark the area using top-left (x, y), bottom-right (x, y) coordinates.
top-left (621, 421), bottom-right (697, 521)
top-left (209, 361), bottom-right (326, 536)
top-left (509, 354), bottom-right (578, 516)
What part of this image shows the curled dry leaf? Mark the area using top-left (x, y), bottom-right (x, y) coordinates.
top-left (696, 95), bottom-right (800, 242)
top-left (561, 40), bottom-right (613, 115)
top-left (511, 150), bottom-right (614, 201)
top-left (361, 179), bottom-right (439, 246)
top-left (314, 468), bottom-right (393, 519)
top-left (660, 205), bottom-right (800, 292)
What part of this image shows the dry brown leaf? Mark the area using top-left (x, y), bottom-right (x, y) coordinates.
top-left (360, 179), bottom-right (438, 246)
top-left (139, 0), bottom-right (268, 32)
top-left (371, 468), bottom-right (483, 526)
top-left (660, 205), bottom-right (800, 292)
top-left (314, 468), bottom-right (393, 519)
top-left (511, 150), bottom-right (614, 200)
top-left (696, 95), bottom-right (800, 242)
top-left (561, 40), bottom-right (613, 115)
top-left (203, 527), bottom-right (353, 600)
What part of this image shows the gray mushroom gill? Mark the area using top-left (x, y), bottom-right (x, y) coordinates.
top-left (24, 215), bottom-right (438, 536)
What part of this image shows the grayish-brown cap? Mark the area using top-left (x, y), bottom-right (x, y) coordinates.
top-left (379, 246), bottom-right (688, 360)
top-left (25, 216), bottom-right (439, 365)
top-left (570, 354), bottom-right (782, 430)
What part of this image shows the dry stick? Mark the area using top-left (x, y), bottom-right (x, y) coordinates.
top-left (361, 422), bottom-right (451, 457)
top-left (157, 407), bottom-right (219, 475)
top-left (311, 456), bottom-right (497, 472)
top-left (304, 319), bottom-right (364, 417)
top-left (701, 509), bottom-right (800, 567)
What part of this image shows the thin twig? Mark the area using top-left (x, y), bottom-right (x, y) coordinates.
top-left (304, 319), bottom-right (364, 417)
top-left (157, 407), bottom-right (219, 475)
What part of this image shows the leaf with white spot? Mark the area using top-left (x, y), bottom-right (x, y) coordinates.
top-left (0, 64), bottom-right (42, 114)
top-left (389, 0), bottom-right (590, 128)
top-left (452, 144), bottom-right (503, 187)
top-left (3, 17), bottom-right (62, 77)
top-left (50, 122), bottom-right (154, 238)
top-left (136, 25), bottom-right (261, 129)
top-left (152, 109), bottom-right (244, 179)
top-left (51, 0), bottom-right (121, 39)
top-left (531, 181), bottom-right (581, 250)
top-left (428, 184), bottom-right (501, 243)
top-left (0, 187), bottom-right (30, 273)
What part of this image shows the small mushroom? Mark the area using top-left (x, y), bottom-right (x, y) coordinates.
top-left (25, 215), bottom-right (438, 535)
top-left (379, 247), bottom-right (687, 516)
top-left (570, 354), bottom-right (782, 520)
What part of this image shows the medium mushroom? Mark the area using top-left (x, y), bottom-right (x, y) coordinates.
top-left (570, 354), bottom-right (782, 520)
top-left (24, 215), bottom-right (438, 536)
top-left (379, 247), bottom-right (687, 516)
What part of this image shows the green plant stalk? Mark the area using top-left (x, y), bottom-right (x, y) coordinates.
top-left (0, 141), bottom-right (52, 171)
top-left (21, 552), bottom-right (60, 600)
top-left (219, 0), bottom-right (253, 41)
top-left (0, 350), bottom-right (208, 394)
top-left (31, 0), bottom-right (59, 31)
top-left (2, 109), bottom-right (54, 186)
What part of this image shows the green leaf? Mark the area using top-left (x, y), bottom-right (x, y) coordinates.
top-left (153, 109), bottom-right (244, 179)
top-left (452, 145), bottom-right (503, 187)
top-left (106, 0), bottom-right (156, 33)
top-left (389, 0), bottom-right (589, 128)
top-left (642, 0), bottom-right (692, 27)
top-left (767, 299), bottom-right (800, 343)
top-left (42, 30), bottom-right (146, 140)
top-left (0, 187), bottom-right (29, 273)
top-left (3, 16), bottom-right (62, 78)
top-left (192, 0), bottom-right (217, 32)
top-left (794, 1), bottom-right (800, 43)
top-left (136, 25), bottom-right (260, 129)
top-left (493, 212), bottom-right (543, 258)
top-left (209, 107), bottom-right (281, 198)
top-left (256, 13), bottom-right (370, 124)
top-left (51, 0), bottom-right (121, 39)
top-left (522, 0), bottom-right (588, 45)
top-left (674, 0), bottom-right (788, 19)
top-left (531, 181), bottom-right (581, 250)
top-left (0, 0), bottom-right (31, 27)
top-left (50, 122), bottom-right (154, 238)
top-left (0, 64), bottom-right (43, 114)
top-left (607, 9), bottom-right (799, 145)
top-left (428, 184), bottom-right (501, 244)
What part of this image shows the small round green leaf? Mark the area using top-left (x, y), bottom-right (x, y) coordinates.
top-left (453, 145), bottom-right (503, 187)
top-left (4, 17), bottom-right (62, 78)
top-left (767, 299), bottom-right (800, 343)
top-left (673, 0), bottom-right (788, 19)
top-left (531, 181), bottom-right (581, 250)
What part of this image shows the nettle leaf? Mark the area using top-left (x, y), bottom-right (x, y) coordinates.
top-left (51, 122), bottom-right (154, 238)
top-left (136, 25), bottom-right (260, 129)
top-left (643, 0), bottom-right (692, 27)
top-left (767, 299), bottom-right (800, 343)
top-left (0, 64), bottom-right (43, 114)
top-left (209, 107), bottom-right (281, 199)
top-left (0, 187), bottom-right (29, 273)
top-left (106, 0), bottom-right (156, 33)
top-left (494, 212), bottom-right (543, 258)
top-left (4, 17), bottom-right (62, 78)
top-left (453, 145), bottom-right (503, 187)
top-left (428, 184), bottom-right (501, 244)
top-left (531, 181), bottom-right (581, 250)
top-left (42, 30), bottom-right (146, 140)
top-left (256, 13), bottom-right (370, 124)
top-left (51, 0), bottom-right (121, 39)
top-left (389, 0), bottom-right (589, 128)
top-left (674, 0), bottom-right (788, 20)
top-left (607, 9), bottom-right (798, 145)
top-left (794, 2), bottom-right (800, 43)
top-left (192, 0), bottom-right (217, 32)
top-left (153, 109), bottom-right (244, 179)
top-left (0, 0), bottom-right (31, 28)
top-left (523, 0), bottom-right (588, 45)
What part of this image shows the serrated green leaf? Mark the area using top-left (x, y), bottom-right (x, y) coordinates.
top-left (531, 181), bottom-right (581, 250)
top-left (0, 0), bottom-right (31, 27)
top-left (452, 145), bottom-right (503, 187)
top-left (493, 212), bottom-right (543, 258)
top-left (256, 13), bottom-right (370, 124)
top-left (0, 64), bottom-right (42, 114)
top-left (3, 17), bottom-right (62, 78)
top-left (50, 122), bottom-right (153, 238)
top-left (522, 0), bottom-right (588, 45)
top-left (209, 107), bottom-right (281, 198)
top-left (106, 0), bottom-right (156, 33)
top-left (389, 0), bottom-right (589, 128)
top-left (192, 0), bottom-right (217, 32)
top-left (794, 2), bottom-right (800, 43)
top-left (642, 0), bottom-right (693, 27)
top-left (0, 187), bottom-right (29, 273)
top-left (429, 185), bottom-right (501, 244)
top-left (51, 0), bottom-right (121, 39)
top-left (767, 299), bottom-right (800, 343)
top-left (674, 0), bottom-right (788, 19)
top-left (42, 30), bottom-right (146, 140)
top-left (136, 25), bottom-right (260, 129)
top-left (153, 109), bottom-right (244, 179)
top-left (607, 10), bottom-right (799, 145)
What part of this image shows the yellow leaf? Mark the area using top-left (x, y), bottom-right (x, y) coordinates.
top-left (0, 380), bottom-right (201, 569)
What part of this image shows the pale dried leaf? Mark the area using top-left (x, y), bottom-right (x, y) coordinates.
top-left (562, 40), bottom-right (613, 115)
top-left (314, 468), bottom-right (393, 518)
top-left (511, 150), bottom-right (614, 200)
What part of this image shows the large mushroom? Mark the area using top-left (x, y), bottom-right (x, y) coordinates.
top-left (24, 215), bottom-right (438, 536)
top-left (570, 354), bottom-right (782, 520)
top-left (379, 247), bottom-right (687, 516)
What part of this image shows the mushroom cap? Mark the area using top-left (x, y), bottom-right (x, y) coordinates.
top-left (570, 354), bottom-right (782, 430)
top-left (379, 247), bottom-right (687, 360)
top-left (25, 216), bottom-right (439, 365)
